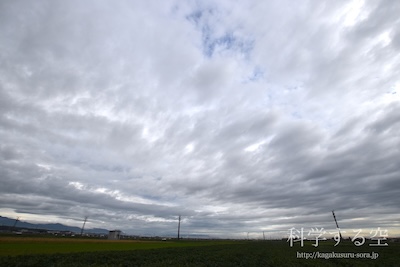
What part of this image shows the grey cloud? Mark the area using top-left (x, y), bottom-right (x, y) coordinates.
top-left (392, 27), bottom-right (400, 50)
top-left (367, 103), bottom-right (400, 134)
top-left (348, 0), bottom-right (400, 43)
top-left (0, 0), bottom-right (399, 237)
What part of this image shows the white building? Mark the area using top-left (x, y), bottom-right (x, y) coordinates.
top-left (108, 230), bottom-right (121, 240)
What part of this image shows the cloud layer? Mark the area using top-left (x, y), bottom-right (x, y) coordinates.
top-left (1, 0), bottom-right (399, 238)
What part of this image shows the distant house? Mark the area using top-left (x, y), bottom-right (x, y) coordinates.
top-left (108, 230), bottom-right (121, 240)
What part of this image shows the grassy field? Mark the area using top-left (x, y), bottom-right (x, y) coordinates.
top-left (1, 236), bottom-right (399, 266)
top-left (0, 236), bottom-right (233, 256)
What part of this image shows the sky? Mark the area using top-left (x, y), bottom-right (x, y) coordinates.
top-left (0, 0), bottom-right (399, 239)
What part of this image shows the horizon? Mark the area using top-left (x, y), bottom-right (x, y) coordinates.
top-left (1, 214), bottom-right (399, 240)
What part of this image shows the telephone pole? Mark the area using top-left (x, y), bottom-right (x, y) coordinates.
top-left (177, 215), bottom-right (181, 240)
top-left (81, 216), bottom-right (88, 236)
top-left (332, 210), bottom-right (343, 239)
top-left (13, 217), bottom-right (20, 228)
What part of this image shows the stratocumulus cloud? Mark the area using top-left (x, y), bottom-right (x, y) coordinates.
top-left (0, 0), bottom-right (399, 238)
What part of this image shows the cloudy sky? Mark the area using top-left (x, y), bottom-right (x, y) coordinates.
top-left (1, 0), bottom-right (399, 239)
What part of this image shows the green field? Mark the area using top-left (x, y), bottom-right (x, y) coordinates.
top-left (0, 236), bottom-right (232, 256)
top-left (1, 236), bottom-right (399, 266)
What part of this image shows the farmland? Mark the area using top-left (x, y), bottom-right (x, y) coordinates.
top-left (0, 236), bottom-right (232, 256)
top-left (1, 236), bottom-right (399, 266)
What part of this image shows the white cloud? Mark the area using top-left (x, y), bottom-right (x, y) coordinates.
top-left (0, 0), bottom-right (399, 238)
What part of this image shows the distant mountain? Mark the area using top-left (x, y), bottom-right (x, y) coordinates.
top-left (0, 216), bottom-right (109, 234)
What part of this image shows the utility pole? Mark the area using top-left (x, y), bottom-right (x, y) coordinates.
top-left (332, 210), bottom-right (343, 240)
top-left (177, 215), bottom-right (181, 240)
top-left (13, 217), bottom-right (20, 228)
top-left (81, 216), bottom-right (88, 236)
top-left (263, 231), bottom-right (265, 241)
